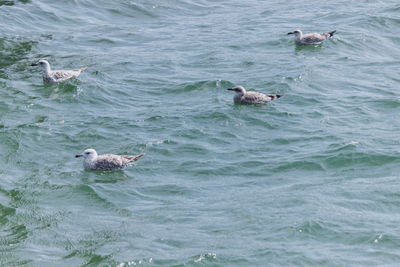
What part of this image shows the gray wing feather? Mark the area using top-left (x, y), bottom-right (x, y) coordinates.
top-left (300, 33), bottom-right (326, 44)
top-left (242, 92), bottom-right (273, 104)
top-left (93, 154), bottom-right (143, 170)
top-left (51, 69), bottom-right (83, 82)
top-left (94, 154), bottom-right (128, 170)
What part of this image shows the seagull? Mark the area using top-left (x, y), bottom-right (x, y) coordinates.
top-left (287, 29), bottom-right (336, 45)
top-left (75, 148), bottom-right (144, 171)
top-left (31, 59), bottom-right (87, 84)
top-left (227, 86), bottom-right (281, 105)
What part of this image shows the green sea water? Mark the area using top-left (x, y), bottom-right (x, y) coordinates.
top-left (1, 0), bottom-right (400, 266)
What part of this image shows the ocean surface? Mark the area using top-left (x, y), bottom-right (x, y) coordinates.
top-left (1, 0), bottom-right (400, 266)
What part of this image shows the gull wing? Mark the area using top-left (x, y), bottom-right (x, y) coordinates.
top-left (241, 92), bottom-right (273, 104)
top-left (93, 154), bottom-right (126, 171)
top-left (51, 69), bottom-right (83, 82)
top-left (300, 33), bottom-right (327, 44)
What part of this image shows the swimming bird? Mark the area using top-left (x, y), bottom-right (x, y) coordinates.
top-left (227, 86), bottom-right (281, 105)
top-left (75, 148), bottom-right (144, 171)
top-left (287, 29), bottom-right (336, 45)
top-left (31, 59), bottom-right (87, 84)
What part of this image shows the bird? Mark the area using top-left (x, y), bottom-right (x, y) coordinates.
top-left (287, 29), bottom-right (336, 45)
top-left (31, 59), bottom-right (87, 84)
top-left (227, 86), bottom-right (281, 105)
top-left (75, 148), bottom-right (144, 171)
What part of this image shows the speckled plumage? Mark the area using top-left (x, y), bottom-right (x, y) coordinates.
top-left (288, 29), bottom-right (336, 45)
top-left (31, 59), bottom-right (86, 84)
top-left (227, 86), bottom-right (281, 105)
top-left (76, 149), bottom-right (144, 171)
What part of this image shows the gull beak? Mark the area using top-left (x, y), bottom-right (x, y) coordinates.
top-left (287, 32), bottom-right (294, 35)
top-left (31, 63), bottom-right (38, 66)
top-left (227, 88), bottom-right (234, 91)
top-left (75, 154), bottom-right (83, 158)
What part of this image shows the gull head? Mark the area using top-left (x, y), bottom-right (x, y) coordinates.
top-left (287, 29), bottom-right (303, 38)
top-left (75, 148), bottom-right (98, 160)
top-left (31, 59), bottom-right (51, 70)
top-left (227, 86), bottom-right (246, 95)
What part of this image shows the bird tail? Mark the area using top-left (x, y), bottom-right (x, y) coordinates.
top-left (126, 153), bottom-right (144, 162)
top-left (268, 94), bottom-right (282, 101)
top-left (327, 30), bottom-right (336, 37)
top-left (79, 67), bottom-right (88, 72)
